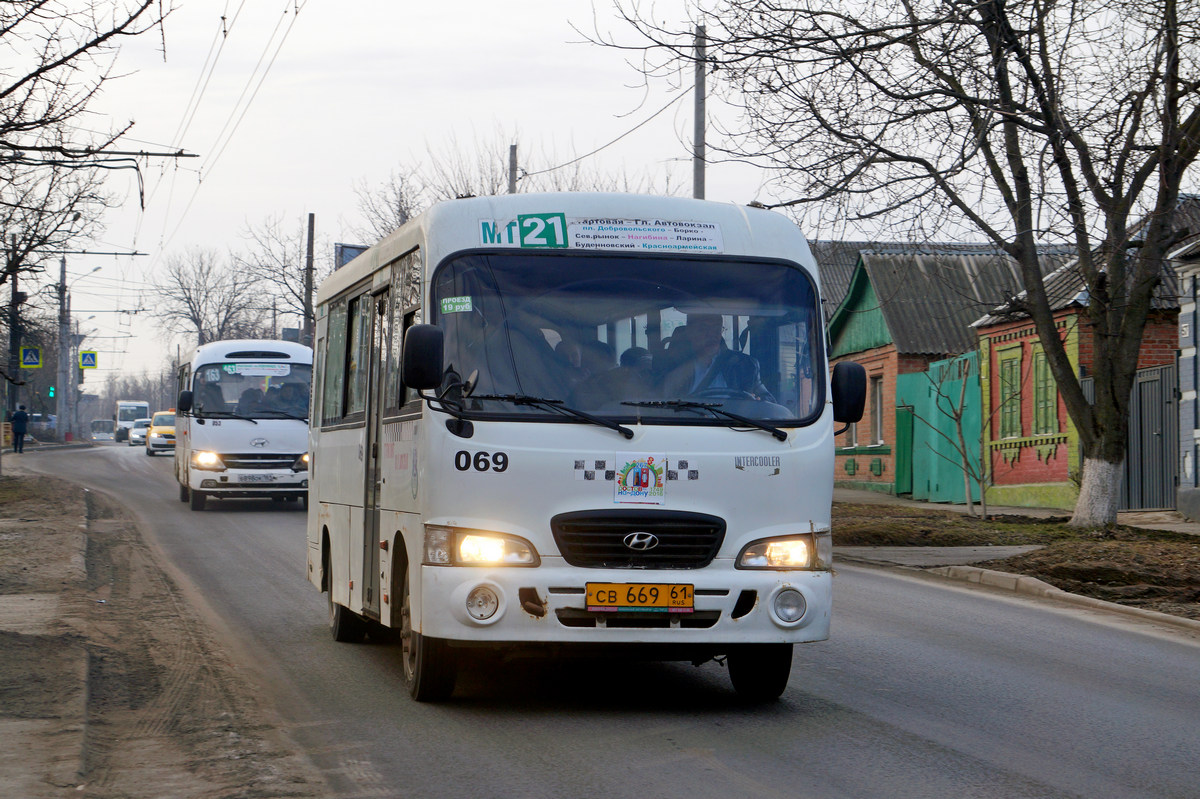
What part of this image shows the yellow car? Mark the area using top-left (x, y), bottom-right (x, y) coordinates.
top-left (145, 411), bottom-right (176, 456)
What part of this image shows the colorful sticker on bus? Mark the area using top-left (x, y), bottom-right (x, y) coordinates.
top-left (615, 453), bottom-right (667, 505)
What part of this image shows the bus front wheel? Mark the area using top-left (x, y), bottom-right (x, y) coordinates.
top-left (179, 483), bottom-right (189, 502)
top-left (400, 576), bottom-right (456, 701)
top-left (189, 490), bottom-right (206, 511)
top-left (727, 644), bottom-right (793, 701)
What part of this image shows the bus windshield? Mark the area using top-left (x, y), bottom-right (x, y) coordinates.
top-left (117, 404), bottom-right (147, 422)
top-left (432, 252), bottom-right (822, 424)
top-left (192, 362), bottom-right (313, 419)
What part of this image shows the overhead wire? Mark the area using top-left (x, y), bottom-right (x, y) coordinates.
top-left (518, 88), bottom-right (694, 180)
top-left (162, 0), bottom-right (307, 249)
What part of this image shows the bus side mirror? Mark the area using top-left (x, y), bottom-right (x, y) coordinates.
top-left (177, 390), bottom-right (194, 414)
top-left (402, 324), bottom-right (445, 391)
top-left (831, 362), bottom-right (866, 424)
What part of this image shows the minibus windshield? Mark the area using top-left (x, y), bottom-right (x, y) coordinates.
top-left (432, 252), bottom-right (823, 425)
top-left (192, 362), bottom-right (313, 419)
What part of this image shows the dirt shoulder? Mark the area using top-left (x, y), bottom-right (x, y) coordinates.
top-left (0, 472), bottom-right (326, 798)
top-left (834, 501), bottom-right (1200, 621)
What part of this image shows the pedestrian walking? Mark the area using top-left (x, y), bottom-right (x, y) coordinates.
top-left (10, 405), bottom-right (29, 453)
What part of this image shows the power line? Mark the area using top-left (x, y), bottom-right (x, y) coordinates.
top-left (519, 88), bottom-right (693, 180)
top-left (161, 0), bottom-right (307, 251)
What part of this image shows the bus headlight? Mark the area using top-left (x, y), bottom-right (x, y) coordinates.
top-left (424, 525), bottom-right (539, 566)
top-left (291, 453), bottom-right (309, 472)
top-left (191, 450), bottom-right (226, 471)
top-left (737, 533), bottom-right (831, 570)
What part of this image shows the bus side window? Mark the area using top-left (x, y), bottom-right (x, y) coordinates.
top-left (345, 294), bottom-right (371, 417)
top-left (387, 248), bottom-right (422, 414)
top-left (322, 300), bottom-right (348, 423)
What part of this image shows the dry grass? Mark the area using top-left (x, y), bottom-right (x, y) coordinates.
top-left (834, 502), bottom-right (1200, 620)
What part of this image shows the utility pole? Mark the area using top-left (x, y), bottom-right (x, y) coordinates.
top-left (302, 213), bottom-right (315, 348)
top-left (508, 145), bottom-right (518, 194)
top-left (57, 257), bottom-right (69, 441)
top-left (693, 25), bottom-right (707, 200)
top-left (7, 234), bottom-right (25, 415)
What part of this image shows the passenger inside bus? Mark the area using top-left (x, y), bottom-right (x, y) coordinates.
top-left (236, 388), bottom-right (265, 415)
top-left (570, 345), bottom-right (655, 408)
top-left (277, 383), bottom-right (309, 416)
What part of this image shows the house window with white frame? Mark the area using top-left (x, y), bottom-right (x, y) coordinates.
top-left (870, 375), bottom-right (884, 445)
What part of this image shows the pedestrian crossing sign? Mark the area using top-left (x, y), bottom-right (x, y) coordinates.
top-left (79, 351), bottom-right (98, 369)
top-left (20, 347), bottom-right (41, 368)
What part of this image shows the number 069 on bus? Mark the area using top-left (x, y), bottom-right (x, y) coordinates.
top-left (586, 583), bottom-right (694, 613)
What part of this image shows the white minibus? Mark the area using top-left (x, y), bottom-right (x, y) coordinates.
top-left (113, 399), bottom-right (149, 441)
top-left (308, 193), bottom-right (864, 701)
top-left (174, 340), bottom-right (313, 511)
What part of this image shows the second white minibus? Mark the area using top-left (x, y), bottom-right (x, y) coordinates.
top-left (175, 340), bottom-right (313, 511)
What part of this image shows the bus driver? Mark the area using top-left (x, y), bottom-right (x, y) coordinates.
top-left (662, 313), bottom-right (774, 401)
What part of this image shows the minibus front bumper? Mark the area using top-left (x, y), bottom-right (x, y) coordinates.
top-left (414, 560), bottom-right (831, 647)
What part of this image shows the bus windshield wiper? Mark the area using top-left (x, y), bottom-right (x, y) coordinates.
top-left (256, 409), bottom-right (309, 421)
top-left (196, 410), bottom-right (259, 425)
top-left (622, 399), bottom-right (788, 442)
top-left (472, 393), bottom-right (634, 439)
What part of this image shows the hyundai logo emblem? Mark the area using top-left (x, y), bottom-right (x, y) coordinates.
top-left (250, 438), bottom-right (268, 448)
top-left (623, 532), bottom-right (659, 551)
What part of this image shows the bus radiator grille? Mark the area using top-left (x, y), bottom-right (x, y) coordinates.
top-left (550, 510), bottom-right (726, 569)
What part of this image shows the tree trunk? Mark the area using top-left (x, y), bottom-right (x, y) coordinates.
top-left (1070, 457), bottom-right (1124, 527)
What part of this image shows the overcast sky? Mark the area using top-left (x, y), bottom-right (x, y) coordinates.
top-left (54, 0), bottom-right (785, 380)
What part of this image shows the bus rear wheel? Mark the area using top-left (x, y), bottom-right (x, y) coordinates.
top-left (727, 644), bottom-right (793, 701)
top-left (400, 575), bottom-right (456, 701)
top-left (179, 483), bottom-right (189, 502)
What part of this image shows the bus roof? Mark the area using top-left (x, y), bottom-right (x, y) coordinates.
top-left (187, 339), bottom-right (313, 365)
top-left (317, 192), bottom-right (819, 305)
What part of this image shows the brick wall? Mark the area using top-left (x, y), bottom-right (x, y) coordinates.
top-left (832, 344), bottom-right (935, 490)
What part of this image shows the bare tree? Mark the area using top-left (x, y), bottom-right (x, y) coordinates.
top-left (351, 169), bottom-right (426, 244)
top-left (611, 0), bottom-right (1200, 525)
top-left (236, 215), bottom-right (335, 336)
top-left (1, 162), bottom-right (110, 285)
top-left (353, 134), bottom-right (682, 244)
top-left (1, 1), bottom-right (171, 168)
top-left (153, 249), bottom-right (262, 345)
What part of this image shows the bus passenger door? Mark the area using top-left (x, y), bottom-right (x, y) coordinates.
top-left (362, 290), bottom-right (389, 620)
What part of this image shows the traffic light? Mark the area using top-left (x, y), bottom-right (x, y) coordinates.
top-left (48, 386), bottom-right (55, 398)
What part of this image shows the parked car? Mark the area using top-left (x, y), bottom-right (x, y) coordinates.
top-left (127, 418), bottom-right (151, 446)
top-left (145, 411), bottom-right (175, 456)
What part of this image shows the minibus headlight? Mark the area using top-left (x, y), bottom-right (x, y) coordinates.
top-left (424, 525), bottom-right (539, 566)
top-left (191, 450), bottom-right (226, 471)
top-left (291, 453), bottom-right (309, 472)
top-left (737, 533), bottom-right (831, 570)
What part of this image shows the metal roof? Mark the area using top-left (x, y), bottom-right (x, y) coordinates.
top-left (853, 248), bottom-right (1057, 355)
top-left (973, 197), bottom-right (1200, 326)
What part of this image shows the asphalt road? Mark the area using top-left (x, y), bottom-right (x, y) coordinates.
top-left (36, 444), bottom-right (1200, 799)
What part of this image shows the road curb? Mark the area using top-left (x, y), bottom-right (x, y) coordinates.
top-left (838, 554), bottom-right (1200, 634)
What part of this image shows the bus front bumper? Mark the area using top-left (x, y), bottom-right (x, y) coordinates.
top-left (193, 472), bottom-right (308, 496)
top-left (414, 562), bottom-right (831, 647)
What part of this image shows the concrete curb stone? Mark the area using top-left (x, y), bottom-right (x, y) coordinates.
top-left (837, 551), bottom-right (1200, 634)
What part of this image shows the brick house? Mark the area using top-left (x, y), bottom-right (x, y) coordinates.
top-left (826, 247), bottom-right (1055, 495)
top-left (974, 250), bottom-right (1181, 510)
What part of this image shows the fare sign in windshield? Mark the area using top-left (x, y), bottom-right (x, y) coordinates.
top-left (480, 213), bottom-right (723, 254)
